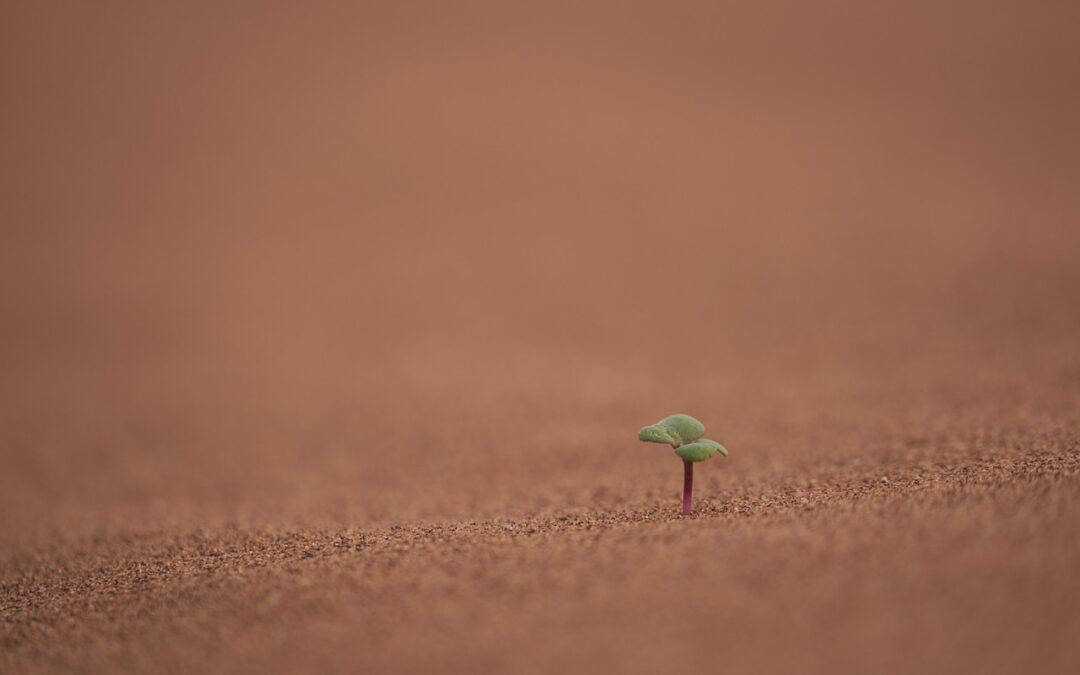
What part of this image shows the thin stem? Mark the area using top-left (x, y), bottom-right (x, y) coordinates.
top-left (682, 459), bottom-right (693, 515)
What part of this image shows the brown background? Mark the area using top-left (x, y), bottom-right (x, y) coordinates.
top-left (2, 1), bottom-right (1079, 673)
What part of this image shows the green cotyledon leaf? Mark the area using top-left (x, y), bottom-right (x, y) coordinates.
top-left (674, 438), bottom-right (728, 462)
top-left (638, 424), bottom-right (680, 446)
top-left (637, 414), bottom-right (706, 448)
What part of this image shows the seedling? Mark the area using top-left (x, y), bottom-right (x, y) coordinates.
top-left (638, 413), bottom-right (728, 515)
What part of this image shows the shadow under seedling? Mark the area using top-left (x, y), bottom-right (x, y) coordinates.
top-left (638, 414), bottom-right (728, 515)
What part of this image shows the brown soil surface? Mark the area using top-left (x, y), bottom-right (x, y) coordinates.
top-left (2, 2), bottom-right (1079, 674)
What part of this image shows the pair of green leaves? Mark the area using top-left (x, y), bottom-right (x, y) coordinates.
top-left (637, 413), bottom-right (728, 462)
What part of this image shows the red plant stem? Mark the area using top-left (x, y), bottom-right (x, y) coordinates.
top-left (682, 459), bottom-right (694, 515)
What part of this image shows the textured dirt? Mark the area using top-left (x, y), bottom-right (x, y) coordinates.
top-left (2, 2), bottom-right (1080, 674)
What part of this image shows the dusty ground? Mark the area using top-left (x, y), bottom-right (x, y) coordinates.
top-left (2, 2), bottom-right (1079, 674)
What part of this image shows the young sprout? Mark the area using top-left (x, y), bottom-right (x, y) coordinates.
top-left (638, 414), bottom-right (728, 515)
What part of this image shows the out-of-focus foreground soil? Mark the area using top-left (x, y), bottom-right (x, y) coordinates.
top-left (2, 2), bottom-right (1079, 673)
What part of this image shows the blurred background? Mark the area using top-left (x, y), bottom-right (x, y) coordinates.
top-left (2, 0), bottom-right (1079, 547)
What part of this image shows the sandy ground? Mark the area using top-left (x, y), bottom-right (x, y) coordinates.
top-left (2, 2), bottom-right (1080, 673)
